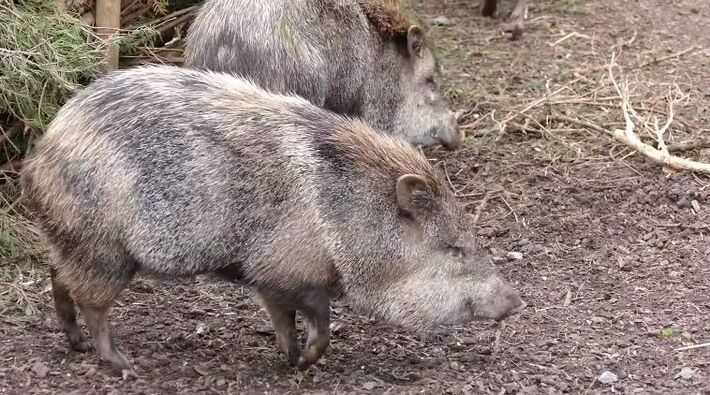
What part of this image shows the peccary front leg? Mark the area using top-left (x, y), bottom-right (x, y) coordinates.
top-left (481, 0), bottom-right (498, 17)
top-left (255, 293), bottom-right (302, 366)
top-left (503, 0), bottom-right (529, 40)
top-left (296, 290), bottom-right (330, 370)
top-left (256, 290), bottom-right (331, 370)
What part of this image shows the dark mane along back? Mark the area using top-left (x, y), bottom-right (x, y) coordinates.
top-left (359, 0), bottom-right (412, 41)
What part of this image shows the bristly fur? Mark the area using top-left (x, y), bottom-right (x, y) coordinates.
top-left (183, 0), bottom-right (461, 149)
top-left (358, 0), bottom-right (412, 41)
top-left (20, 65), bottom-right (520, 375)
top-left (333, 120), bottom-right (443, 195)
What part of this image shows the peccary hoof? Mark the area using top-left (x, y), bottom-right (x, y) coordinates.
top-left (69, 340), bottom-right (90, 353)
top-left (286, 350), bottom-right (302, 368)
top-left (121, 369), bottom-right (138, 380)
top-left (502, 21), bottom-right (525, 41)
top-left (481, 4), bottom-right (497, 17)
top-left (296, 355), bottom-right (312, 371)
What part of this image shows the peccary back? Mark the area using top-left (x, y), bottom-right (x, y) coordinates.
top-left (184, 0), bottom-right (464, 149)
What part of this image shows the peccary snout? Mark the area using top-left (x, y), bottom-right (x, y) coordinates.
top-left (436, 110), bottom-right (465, 150)
top-left (474, 277), bottom-right (526, 321)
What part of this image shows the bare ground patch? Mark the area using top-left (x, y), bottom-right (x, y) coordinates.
top-left (1, 0), bottom-right (709, 394)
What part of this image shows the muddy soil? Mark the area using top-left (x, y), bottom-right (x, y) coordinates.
top-left (1, 0), bottom-right (708, 394)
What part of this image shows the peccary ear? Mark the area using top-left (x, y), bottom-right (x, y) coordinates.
top-left (406, 25), bottom-right (425, 57)
top-left (396, 174), bottom-right (428, 215)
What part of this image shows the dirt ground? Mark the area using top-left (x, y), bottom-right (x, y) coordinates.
top-left (1, 0), bottom-right (709, 394)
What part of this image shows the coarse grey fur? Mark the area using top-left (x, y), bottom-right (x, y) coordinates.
top-left (183, 0), bottom-right (464, 149)
top-left (20, 65), bottom-right (523, 376)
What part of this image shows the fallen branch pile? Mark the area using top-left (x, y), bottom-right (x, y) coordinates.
top-left (464, 51), bottom-right (710, 176)
top-left (0, 0), bottom-right (202, 176)
top-left (63, 0), bottom-right (203, 67)
top-left (607, 54), bottom-right (710, 175)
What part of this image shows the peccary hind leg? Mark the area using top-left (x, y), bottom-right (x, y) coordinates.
top-left (50, 267), bottom-right (88, 352)
top-left (54, 253), bottom-right (137, 376)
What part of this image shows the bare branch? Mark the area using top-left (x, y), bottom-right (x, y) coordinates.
top-left (472, 190), bottom-right (496, 227)
top-left (607, 56), bottom-right (710, 175)
top-left (640, 46), bottom-right (700, 68)
top-left (668, 139), bottom-right (710, 153)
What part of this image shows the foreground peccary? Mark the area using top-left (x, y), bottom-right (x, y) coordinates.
top-left (481, 0), bottom-right (530, 40)
top-left (183, 0), bottom-right (464, 150)
top-left (20, 65), bottom-right (524, 376)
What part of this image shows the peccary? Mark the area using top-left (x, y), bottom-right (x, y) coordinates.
top-left (183, 0), bottom-right (464, 150)
top-left (20, 65), bottom-right (524, 376)
top-left (481, 0), bottom-right (530, 40)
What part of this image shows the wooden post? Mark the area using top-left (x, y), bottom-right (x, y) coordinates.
top-left (95, 0), bottom-right (121, 71)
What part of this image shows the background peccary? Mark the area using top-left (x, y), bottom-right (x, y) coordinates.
top-left (20, 65), bottom-right (524, 376)
top-left (481, 0), bottom-right (530, 40)
top-left (183, 0), bottom-right (464, 150)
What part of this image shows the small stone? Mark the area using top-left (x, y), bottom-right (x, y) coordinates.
top-left (254, 326), bottom-right (272, 335)
top-left (215, 379), bottom-right (226, 387)
top-left (449, 361), bottom-right (460, 370)
top-left (691, 200), bottom-right (701, 213)
top-left (32, 363), bottom-right (50, 378)
top-left (329, 322), bottom-right (343, 334)
top-left (599, 371), bottom-right (618, 384)
top-left (363, 381), bottom-right (378, 390)
top-left (506, 251), bottom-right (523, 261)
top-left (196, 323), bottom-right (207, 335)
top-left (194, 366), bottom-right (209, 376)
top-left (431, 16), bottom-right (453, 26)
top-left (85, 367), bottom-right (96, 377)
top-left (674, 367), bottom-right (695, 380)
top-left (669, 270), bottom-right (680, 278)
top-left (121, 369), bottom-right (138, 380)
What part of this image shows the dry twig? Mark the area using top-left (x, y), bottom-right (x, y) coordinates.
top-left (491, 322), bottom-right (503, 359)
top-left (668, 139), bottom-right (710, 153)
top-left (640, 46), bottom-right (700, 68)
top-left (149, 5), bottom-right (198, 29)
top-left (675, 342), bottom-right (710, 351)
top-left (607, 54), bottom-right (710, 175)
top-left (0, 123), bottom-right (23, 147)
top-left (548, 31), bottom-right (591, 47)
top-left (471, 190), bottom-right (495, 226)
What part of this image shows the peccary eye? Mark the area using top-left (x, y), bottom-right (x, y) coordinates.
top-left (448, 246), bottom-right (465, 259)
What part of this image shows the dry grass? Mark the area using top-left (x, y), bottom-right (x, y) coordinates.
top-left (0, 183), bottom-right (46, 325)
top-left (0, 0), bottom-right (107, 131)
top-left (419, 0), bottom-right (709, 173)
top-left (0, 0), bottom-right (106, 325)
top-left (0, 0), bottom-right (202, 326)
